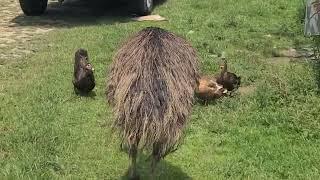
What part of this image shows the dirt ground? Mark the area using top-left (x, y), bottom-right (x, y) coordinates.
top-left (0, 0), bottom-right (61, 62)
top-left (0, 0), bottom-right (99, 63)
top-left (0, 0), bottom-right (135, 64)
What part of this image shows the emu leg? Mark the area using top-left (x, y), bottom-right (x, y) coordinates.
top-left (151, 157), bottom-right (160, 180)
top-left (128, 145), bottom-right (139, 180)
top-left (151, 144), bottom-right (161, 180)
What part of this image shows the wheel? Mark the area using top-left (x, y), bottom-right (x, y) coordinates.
top-left (19, 0), bottom-right (48, 16)
top-left (135, 0), bottom-right (153, 16)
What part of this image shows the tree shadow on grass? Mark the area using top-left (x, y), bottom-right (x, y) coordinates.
top-left (11, 0), bottom-right (168, 28)
top-left (120, 154), bottom-right (191, 180)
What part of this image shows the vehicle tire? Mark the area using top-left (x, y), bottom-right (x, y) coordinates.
top-left (19, 0), bottom-right (48, 16)
top-left (135, 0), bottom-right (153, 16)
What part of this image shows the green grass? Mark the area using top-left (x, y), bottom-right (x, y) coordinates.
top-left (1, 0), bottom-right (320, 179)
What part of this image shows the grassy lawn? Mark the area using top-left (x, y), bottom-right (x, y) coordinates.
top-left (1, 0), bottom-right (320, 179)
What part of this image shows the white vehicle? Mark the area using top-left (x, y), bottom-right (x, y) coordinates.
top-left (19, 0), bottom-right (154, 16)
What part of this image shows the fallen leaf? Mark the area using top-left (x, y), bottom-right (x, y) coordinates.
top-left (131, 14), bottom-right (166, 22)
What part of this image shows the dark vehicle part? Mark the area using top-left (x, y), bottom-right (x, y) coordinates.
top-left (19, 0), bottom-right (154, 16)
top-left (135, 0), bottom-right (153, 15)
top-left (19, 0), bottom-right (48, 16)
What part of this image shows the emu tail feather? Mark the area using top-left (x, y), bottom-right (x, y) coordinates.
top-left (106, 27), bottom-right (199, 158)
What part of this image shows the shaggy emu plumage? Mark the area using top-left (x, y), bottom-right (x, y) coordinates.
top-left (106, 27), bottom-right (199, 179)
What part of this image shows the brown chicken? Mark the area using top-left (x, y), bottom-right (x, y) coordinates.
top-left (215, 58), bottom-right (241, 92)
top-left (195, 76), bottom-right (227, 102)
top-left (195, 53), bottom-right (240, 102)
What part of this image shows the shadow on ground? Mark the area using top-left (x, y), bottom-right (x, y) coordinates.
top-left (77, 90), bottom-right (97, 98)
top-left (11, 0), bottom-right (131, 28)
top-left (11, 0), bottom-right (167, 28)
top-left (120, 154), bottom-right (190, 180)
top-left (311, 59), bottom-right (320, 94)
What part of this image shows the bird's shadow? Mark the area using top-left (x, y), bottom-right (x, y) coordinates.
top-left (75, 90), bottom-right (97, 98)
top-left (119, 154), bottom-right (191, 180)
top-left (196, 99), bottom-right (219, 106)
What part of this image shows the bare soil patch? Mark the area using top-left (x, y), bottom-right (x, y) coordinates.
top-left (0, 0), bottom-right (61, 62)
